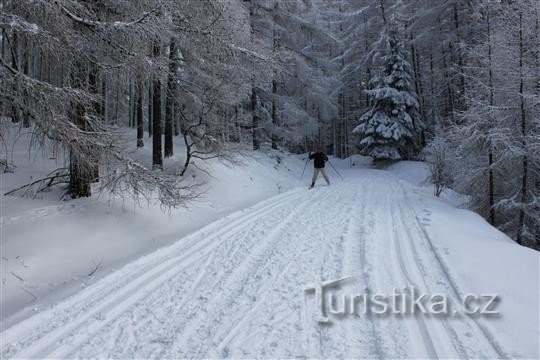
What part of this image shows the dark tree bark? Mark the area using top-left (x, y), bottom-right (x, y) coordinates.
top-left (410, 31), bottom-right (425, 146)
top-left (439, 17), bottom-right (456, 124)
top-left (148, 82), bottom-right (153, 137)
top-left (100, 75), bottom-right (106, 121)
top-left (486, 7), bottom-right (496, 226)
top-left (129, 81), bottom-right (136, 128)
top-left (136, 76), bottom-right (144, 148)
top-left (21, 33), bottom-right (30, 128)
top-left (164, 38), bottom-right (177, 158)
top-left (69, 60), bottom-right (92, 198)
top-left (152, 41), bottom-right (163, 169)
top-left (535, 7), bottom-right (540, 246)
top-left (379, 0), bottom-right (387, 26)
top-left (271, 78), bottom-right (278, 150)
top-left (88, 62), bottom-right (100, 182)
top-left (517, 11), bottom-right (529, 244)
top-left (10, 30), bottom-right (20, 123)
top-left (251, 87), bottom-right (259, 150)
top-left (173, 101), bottom-right (180, 136)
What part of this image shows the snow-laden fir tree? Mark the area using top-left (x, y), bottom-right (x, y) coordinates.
top-left (353, 28), bottom-right (422, 161)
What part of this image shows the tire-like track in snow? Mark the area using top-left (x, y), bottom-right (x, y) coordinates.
top-left (1, 170), bottom-right (507, 359)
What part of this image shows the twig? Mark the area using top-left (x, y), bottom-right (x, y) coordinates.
top-left (88, 259), bottom-right (103, 277)
top-left (54, 0), bottom-right (162, 29)
top-left (3, 173), bottom-right (69, 196)
top-left (20, 286), bottom-right (38, 301)
top-left (10, 271), bottom-right (24, 282)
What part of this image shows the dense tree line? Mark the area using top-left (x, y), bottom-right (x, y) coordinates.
top-left (1, 0), bottom-right (538, 249)
top-left (334, 0), bottom-right (539, 249)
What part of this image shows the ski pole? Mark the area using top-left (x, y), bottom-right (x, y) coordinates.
top-left (327, 159), bottom-right (344, 180)
top-left (300, 156), bottom-right (309, 180)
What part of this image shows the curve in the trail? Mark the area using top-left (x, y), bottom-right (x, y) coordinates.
top-left (1, 169), bottom-right (508, 359)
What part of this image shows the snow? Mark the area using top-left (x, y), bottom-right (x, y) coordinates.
top-left (1, 134), bottom-right (538, 358)
top-left (1, 127), bottom-right (304, 328)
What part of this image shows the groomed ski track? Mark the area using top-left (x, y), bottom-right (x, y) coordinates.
top-left (1, 169), bottom-right (507, 359)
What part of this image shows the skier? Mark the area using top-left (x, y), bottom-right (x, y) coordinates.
top-left (308, 149), bottom-right (330, 189)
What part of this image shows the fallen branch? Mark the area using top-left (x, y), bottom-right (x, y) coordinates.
top-left (20, 286), bottom-right (38, 301)
top-left (10, 271), bottom-right (24, 282)
top-left (88, 260), bottom-right (103, 277)
top-left (4, 168), bottom-right (69, 197)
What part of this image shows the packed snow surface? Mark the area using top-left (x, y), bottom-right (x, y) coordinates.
top-left (1, 164), bottom-right (538, 359)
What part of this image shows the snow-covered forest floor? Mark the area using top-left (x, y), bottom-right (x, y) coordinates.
top-left (1, 126), bottom-right (305, 327)
top-left (1, 127), bottom-right (538, 359)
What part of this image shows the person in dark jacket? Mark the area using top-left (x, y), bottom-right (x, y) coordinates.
top-left (308, 150), bottom-right (330, 188)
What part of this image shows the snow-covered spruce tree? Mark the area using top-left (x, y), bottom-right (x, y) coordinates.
top-left (353, 28), bottom-right (422, 161)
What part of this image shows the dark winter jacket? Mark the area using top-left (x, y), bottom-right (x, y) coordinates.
top-left (309, 152), bottom-right (328, 169)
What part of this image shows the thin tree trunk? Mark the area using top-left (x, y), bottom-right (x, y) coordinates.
top-left (10, 30), bottom-right (20, 123)
top-left (486, 7), bottom-right (496, 226)
top-left (164, 38), bottom-right (177, 157)
top-left (252, 87), bottom-right (259, 150)
top-left (88, 62), bottom-right (100, 182)
top-left (453, 4), bottom-right (466, 103)
top-left (535, 6), bottom-right (540, 245)
top-left (128, 81), bottom-right (133, 127)
top-left (379, 0), bottom-right (387, 26)
top-left (410, 31), bottom-right (426, 145)
top-left (113, 74), bottom-right (120, 125)
top-left (439, 17), bottom-right (456, 124)
top-left (271, 78), bottom-right (278, 149)
top-left (152, 42), bottom-right (163, 169)
top-left (148, 82), bottom-right (153, 137)
top-left (136, 76), bottom-right (144, 148)
top-left (517, 11), bottom-right (528, 244)
top-left (100, 74), bottom-right (106, 122)
top-left (21, 34), bottom-right (30, 127)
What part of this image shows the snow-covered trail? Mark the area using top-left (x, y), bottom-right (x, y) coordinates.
top-left (1, 170), bottom-right (511, 359)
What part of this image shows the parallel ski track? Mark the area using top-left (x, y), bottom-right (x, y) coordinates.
top-left (1, 189), bottom-right (306, 359)
top-left (398, 181), bottom-right (508, 359)
top-left (1, 172), bottom-right (512, 359)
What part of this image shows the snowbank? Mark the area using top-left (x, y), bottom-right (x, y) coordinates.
top-left (1, 127), bottom-right (305, 327)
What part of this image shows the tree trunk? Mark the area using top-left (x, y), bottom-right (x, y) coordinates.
top-left (136, 76), bottom-right (144, 148)
top-left (128, 81), bottom-right (133, 127)
top-left (379, 0), bottom-right (387, 26)
top-left (152, 42), bottom-right (163, 169)
top-left (410, 31), bottom-right (425, 145)
top-left (21, 33), bottom-right (30, 127)
top-left (148, 82), bottom-right (153, 137)
top-left (453, 4), bottom-right (466, 105)
top-left (517, 11), bottom-right (528, 244)
top-left (88, 62), bottom-right (100, 183)
top-left (164, 38), bottom-right (177, 158)
top-left (439, 18), bottom-right (456, 124)
top-left (10, 30), bottom-right (20, 123)
top-left (486, 8), bottom-right (496, 226)
top-left (69, 61), bottom-right (91, 198)
top-left (535, 6), bottom-right (540, 246)
top-left (100, 75), bottom-right (106, 122)
top-left (271, 78), bottom-right (278, 150)
top-left (252, 87), bottom-right (259, 150)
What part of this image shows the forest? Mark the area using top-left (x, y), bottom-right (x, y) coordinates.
top-left (1, 0), bottom-right (539, 250)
